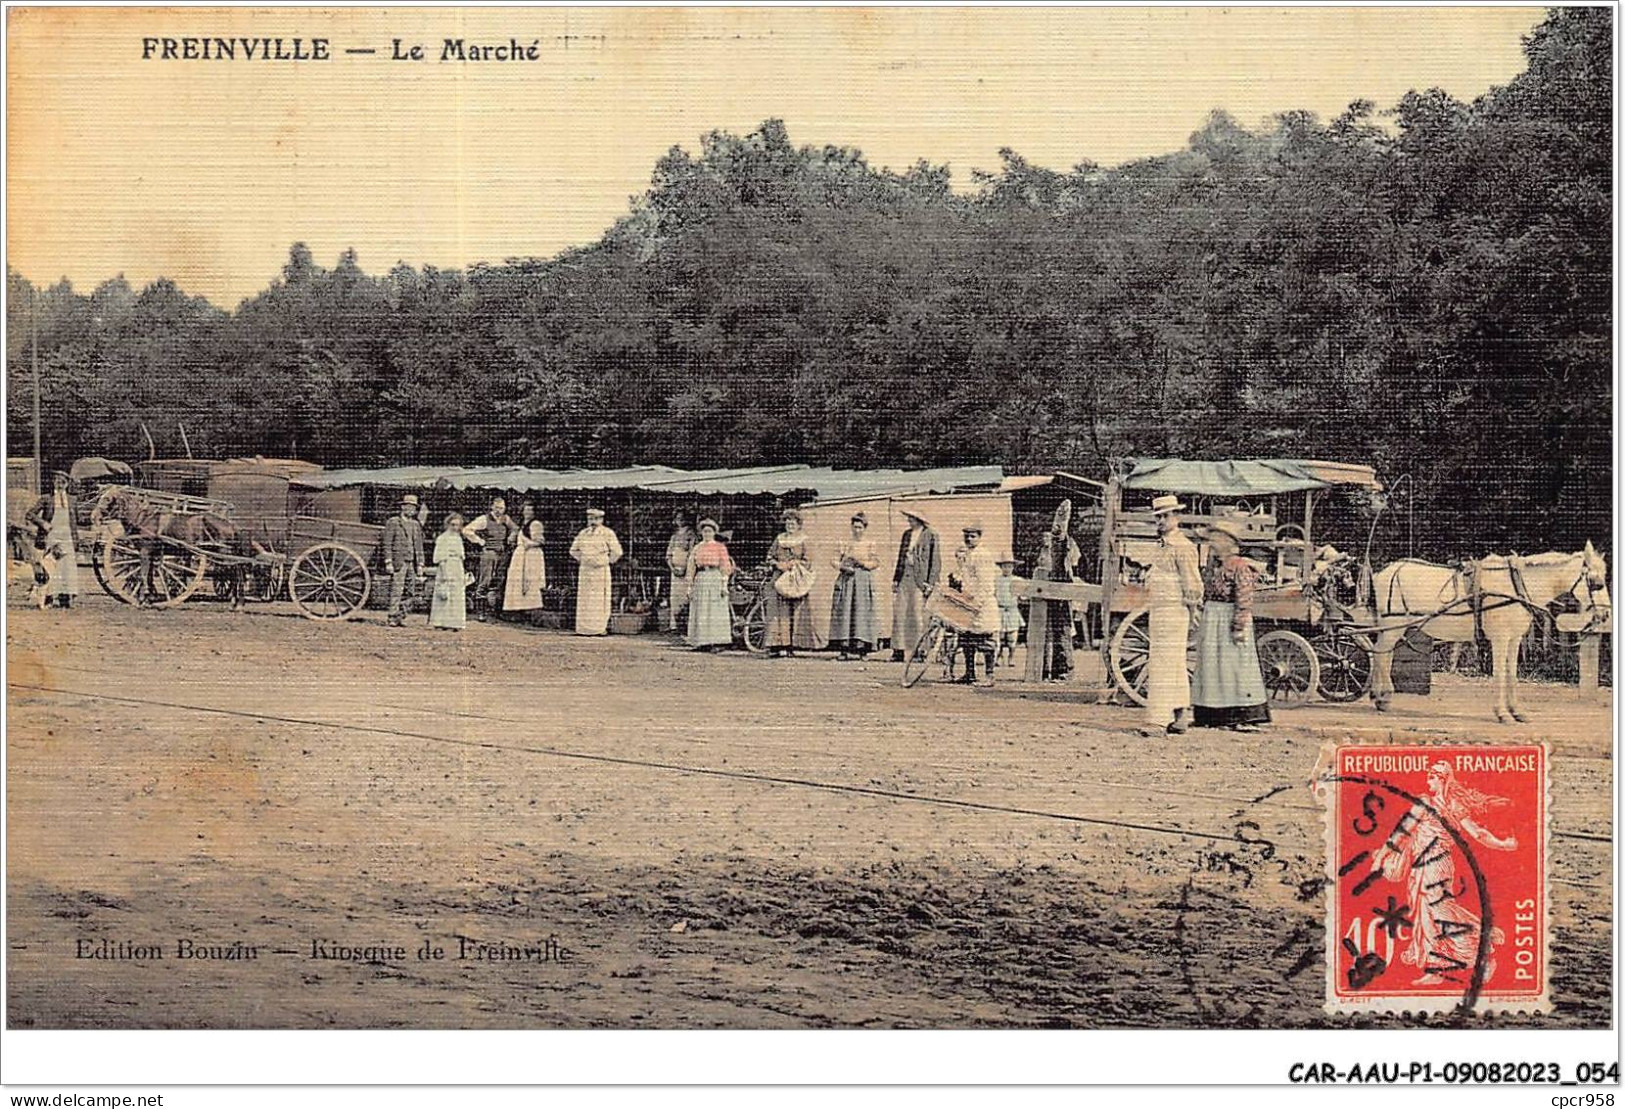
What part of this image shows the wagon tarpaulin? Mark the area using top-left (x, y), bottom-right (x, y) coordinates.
top-left (1121, 458), bottom-right (1381, 496)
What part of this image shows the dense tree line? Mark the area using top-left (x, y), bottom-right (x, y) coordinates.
top-left (6, 8), bottom-right (1610, 557)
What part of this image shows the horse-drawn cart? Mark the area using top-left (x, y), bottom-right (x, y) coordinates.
top-left (1097, 458), bottom-right (1385, 709)
top-left (87, 458), bottom-right (382, 620)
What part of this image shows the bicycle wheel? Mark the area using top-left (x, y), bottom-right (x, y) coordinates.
top-left (903, 624), bottom-right (944, 688)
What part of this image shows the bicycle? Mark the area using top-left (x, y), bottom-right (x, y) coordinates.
top-left (901, 586), bottom-right (982, 688)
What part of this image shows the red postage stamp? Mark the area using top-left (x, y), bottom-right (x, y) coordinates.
top-left (1316, 743), bottom-right (1549, 1016)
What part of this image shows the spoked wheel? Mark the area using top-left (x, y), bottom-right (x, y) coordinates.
top-left (1109, 608), bottom-right (1199, 707)
top-left (1311, 629), bottom-right (1373, 702)
top-left (903, 623), bottom-right (947, 688)
top-left (1256, 629), bottom-right (1322, 709)
top-left (288, 542), bottom-right (372, 620)
top-left (741, 596), bottom-right (768, 654)
top-left (98, 534), bottom-right (208, 608)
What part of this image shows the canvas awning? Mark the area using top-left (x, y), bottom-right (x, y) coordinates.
top-left (1119, 458), bottom-right (1381, 496)
top-left (292, 463), bottom-right (1003, 500)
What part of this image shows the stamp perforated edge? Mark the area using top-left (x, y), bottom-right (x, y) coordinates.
top-left (1312, 737), bottom-right (1553, 1018)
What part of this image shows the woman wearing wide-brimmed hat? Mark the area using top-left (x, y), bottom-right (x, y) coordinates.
top-left (684, 518), bottom-right (734, 650)
top-left (1190, 517), bottom-right (1270, 731)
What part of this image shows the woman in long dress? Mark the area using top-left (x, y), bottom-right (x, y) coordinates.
top-left (685, 518), bottom-right (734, 650)
top-left (1190, 519), bottom-right (1269, 729)
top-left (503, 519), bottom-right (547, 616)
top-left (430, 513), bottom-right (468, 631)
top-left (762, 509), bottom-right (823, 657)
top-left (828, 511), bottom-right (880, 660)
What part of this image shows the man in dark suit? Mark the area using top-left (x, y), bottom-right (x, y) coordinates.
top-left (889, 507), bottom-right (941, 660)
top-left (381, 493), bottom-right (427, 626)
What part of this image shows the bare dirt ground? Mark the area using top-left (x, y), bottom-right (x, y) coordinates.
top-left (6, 592), bottom-right (1613, 1029)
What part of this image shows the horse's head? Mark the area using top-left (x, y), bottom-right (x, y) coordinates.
top-left (1579, 541), bottom-right (1612, 629)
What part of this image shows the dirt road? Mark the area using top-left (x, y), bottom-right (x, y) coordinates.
top-left (6, 595), bottom-right (1612, 1028)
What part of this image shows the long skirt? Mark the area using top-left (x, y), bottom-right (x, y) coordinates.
top-left (829, 568), bottom-right (877, 647)
top-left (429, 557), bottom-right (467, 629)
top-left (685, 567), bottom-right (732, 647)
top-left (1144, 600), bottom-right (1191, 729)
top-left (1041, 601), bottom-right (1073, 680)
top-left (1191, 600), bottom-right (1270, 727)
top-left (891, 580), bottom-right (928, 655)
top-left (575, 562), bottom-right (612, 635)
top-left (503, 548), bottom-right (546, 612)
top-left (763, 584), bottom-right (823, 649)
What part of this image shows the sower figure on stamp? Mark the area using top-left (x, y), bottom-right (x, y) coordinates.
top-left (1141, 494), bottom-right (1203, 736)
top-left (461, 496), bottom-right (517, 622)
top-left (889, 507), bottom-right (941, 661)
top-left (569, 507), bottom-right (622, 636)
top-left (381, 493), bottom-right (427, 627)
top-left (1370, 760), bottom-right (1517, 985)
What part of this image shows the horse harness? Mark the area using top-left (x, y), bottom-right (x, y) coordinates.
top-left (1381, 555), bottom-right (1594, 642)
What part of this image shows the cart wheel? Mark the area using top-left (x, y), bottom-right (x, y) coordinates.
top-left (1311, 630), bottom-right (1373, 702)
top-left (742, 597), bottom-right (768, 654)
top-left (903, 623), bottom-right (945, 688)
top-left (98, 534), bottom-right (207, 608)
top-left (1256, 629), bottom-right (1321, 708)
top-left (1109, 608), bottom-right (1199, 707)
top-left (288, 542), bottom-right (372, 620)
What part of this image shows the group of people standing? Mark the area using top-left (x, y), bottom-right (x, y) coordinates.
top-left (381, 493), bottom-right (623, 635)
top-left (1140, 494), bottom-right (1273, 736)
top-left (663, 506), bottom-right (1021, 683)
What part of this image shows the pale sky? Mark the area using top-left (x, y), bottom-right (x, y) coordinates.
top-left (7, 6), bottom-right (1546, 306)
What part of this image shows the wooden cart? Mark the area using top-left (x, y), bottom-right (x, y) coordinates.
top-left (1095, 458), bottom-right (1385, 709)
top-left (88, 458), bottom-right (383, 620)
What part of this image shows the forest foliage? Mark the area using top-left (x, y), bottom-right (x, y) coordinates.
top-left (6, 8), bottom-right (1611, 556)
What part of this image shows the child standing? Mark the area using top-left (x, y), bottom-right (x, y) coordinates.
top-left (994, 554), bottom-right (1024, 668)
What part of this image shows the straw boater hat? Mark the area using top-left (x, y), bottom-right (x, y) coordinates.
top-left (698, 517), bottom-right (719, 532)
top-left (900, 506), bottom-right (930, 524)
top-left (586, 507), bottom-right (605, 519)
top-left (400, 493), bottom-right (420, 508)
top-left (1150, 494), bottom-right (1185, 516)
top-left (1206, 518), bottom-right (1246, 543)
top-left (995, 552), bottom-right (1017, 566)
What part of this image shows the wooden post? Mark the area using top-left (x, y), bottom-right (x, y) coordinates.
top-left (31, 285), bottom-right (41, 493)
top-left (1577, 633), bottom-right (1602, 700)
top-left (1025, 584), bottom-right (1050, 682)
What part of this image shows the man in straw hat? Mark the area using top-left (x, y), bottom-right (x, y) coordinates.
top-left (1190, 516), bottom-right (1270, 731)
top-left (568, 507), bottom-right (623, 635)
top-left (889, 506), bottom-right (942, 661)
top-left (1141, 494), bottom-right (1204, 735)
top-left (381, 493), bottom-right (427, 627)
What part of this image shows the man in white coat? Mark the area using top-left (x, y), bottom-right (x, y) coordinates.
top-left (951, 522), bottom-right (1002, 686)
top-left (1142, 494), bottom-right (1204, 735)
top-left (568, 508), bottom-right (623, 635)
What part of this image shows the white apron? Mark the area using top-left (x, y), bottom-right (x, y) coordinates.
top-left (1143, 548), bottom-right (1190, 728)
top-left (45, 493), bottom-right (79, 597)
top-left (569, 526), bottom-right (622, 635)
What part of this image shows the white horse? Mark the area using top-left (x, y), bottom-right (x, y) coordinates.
top-left (1368, 543), bottom-right (1611, 723)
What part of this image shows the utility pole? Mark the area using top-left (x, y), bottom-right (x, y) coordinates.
top-left (31, 284), bottom-right (41, 492)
